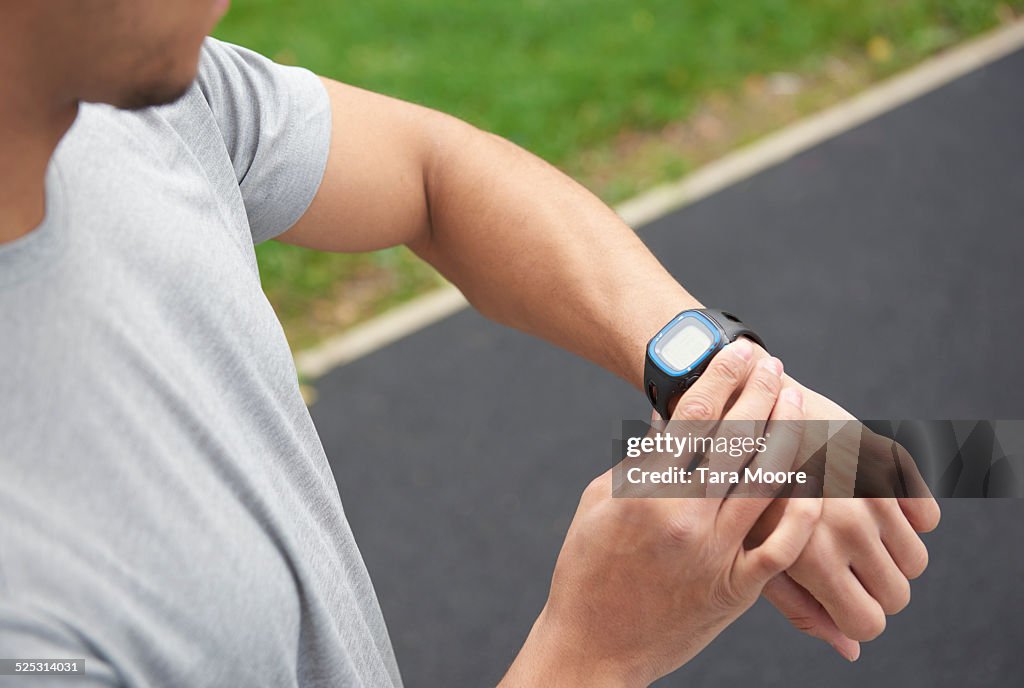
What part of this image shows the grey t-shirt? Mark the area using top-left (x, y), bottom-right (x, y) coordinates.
top-left (0, 38), bottom-right (401, 687)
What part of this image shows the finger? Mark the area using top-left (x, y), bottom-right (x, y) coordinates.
top-left (735, 486), bottom-right (822, 589)
top-left (851, 537), bottom-right (912, 616)
top-left (797, 565), bottom-right (888, 641)
top-left (899, 495), bottom-right (941, 533)
top-left (618, 413), bottom-right (707, 500)
top-left (724, 356), bottom-right (785, 424)
top-left (885, 438), bottom-right (941, 530)
top-left (877, 500), bottom-right (930, 579)
top-left (704, 357), bottom-right (785, 498)
top-left (717, 386), bottom-right (805, 538)
top-left (671, 339), bottom-right (755, 423)
top-left (762, 573), bottom-right (861, 662)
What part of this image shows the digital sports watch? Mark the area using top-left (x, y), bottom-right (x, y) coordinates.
top-left (644, 308), bottom-right (765, 420)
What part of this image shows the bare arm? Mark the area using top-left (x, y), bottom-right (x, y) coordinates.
top-left (281, 78), bottom-right (697, 387)
top-left (281, 76), bottom-right (939, 662)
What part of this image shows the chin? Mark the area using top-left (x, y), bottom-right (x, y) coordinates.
top-left (115, 79), bottom-right (195, 110)
top-left (109, 41), bottom-right (204, 111)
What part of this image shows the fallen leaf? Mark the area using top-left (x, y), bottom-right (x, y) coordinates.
top-left (867, 36), bottom-right (893, 63)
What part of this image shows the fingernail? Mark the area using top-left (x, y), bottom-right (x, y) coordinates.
top-left (760, 356), bottom-right (783, 376)
top-left (831, 641), bottom-right (860, 662)
top-left (781, 387), bottom-right (804, 411)
top-left (731, 338), bottom-right (754, 360)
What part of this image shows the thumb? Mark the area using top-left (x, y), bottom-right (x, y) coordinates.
top-left (763, 573), bottom-right (861, 662)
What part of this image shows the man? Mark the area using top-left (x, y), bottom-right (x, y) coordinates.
top-left (0, 1), bottom-right (939, 685)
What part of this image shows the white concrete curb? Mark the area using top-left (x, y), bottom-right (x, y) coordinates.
top-left (295, 19), bottom-right (1024, 380)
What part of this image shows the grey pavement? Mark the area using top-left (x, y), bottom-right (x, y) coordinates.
top-left (308, 50), bottom-right (1024, 687)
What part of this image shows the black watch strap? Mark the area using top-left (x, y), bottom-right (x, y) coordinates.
top-left (700, 308), bottom-right (766, 350)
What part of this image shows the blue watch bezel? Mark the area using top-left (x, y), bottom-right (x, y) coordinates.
top-left (646, 310), bottom-right (723, 377)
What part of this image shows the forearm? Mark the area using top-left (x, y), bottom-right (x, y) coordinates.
top-left (288, 79), bottom-right (766, 390)
top-left (411, 121), bottom-right (699, 388)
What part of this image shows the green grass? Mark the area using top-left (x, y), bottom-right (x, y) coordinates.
top-left (213, 0), bottom-right (1021, 349)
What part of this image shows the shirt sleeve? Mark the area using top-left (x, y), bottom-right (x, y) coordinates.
top-left (193, 37), bottom-right (332, 244)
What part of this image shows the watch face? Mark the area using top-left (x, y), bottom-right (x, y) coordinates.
top-left (652, 314), bottom-right (718, 374)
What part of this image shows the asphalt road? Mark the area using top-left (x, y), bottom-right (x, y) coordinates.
top-left (309, 49), bottom-right (1024, 687)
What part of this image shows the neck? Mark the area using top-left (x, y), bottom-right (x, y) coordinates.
top-left (0, 25), bottom-right (79, 246)
top-left (0, 100), bottom-right (78, 245)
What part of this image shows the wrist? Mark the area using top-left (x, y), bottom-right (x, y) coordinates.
top-left (501, 605), bottom-right (646, 688)
top-left (643, 307), bottom-right (781, 418)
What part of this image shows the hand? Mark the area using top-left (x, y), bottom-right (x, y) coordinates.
top-left (501, 341), bottom-right (821, 687)
top-left (754, 385), bottom-right (941, 660)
